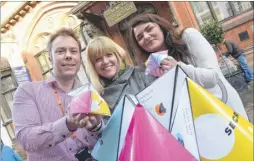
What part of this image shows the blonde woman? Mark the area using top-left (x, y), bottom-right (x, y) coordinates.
top-left (84, 36), bottom-right (157, 110)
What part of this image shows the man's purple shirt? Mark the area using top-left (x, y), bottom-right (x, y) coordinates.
top-left (12, 77), bottom-right (102, 161)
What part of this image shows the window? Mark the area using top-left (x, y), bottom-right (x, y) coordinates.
top-left (43, 71), bottom-right (53, 80)
top-left (210, 2), bottom-right (233, 21)
top-left (191, 1), bottom-right (253, 25)
top-left (239, 31), bottom-right (250, 41)
top-left (1, 72), bottom-right (17, 142)
top-left (37, 50), bottom-right (51, 72)
top-left (38, 54), bottom-right (50, 72)
top-left (190, 2), bottom-right (214, 25)
top-left (5, 123), bottom-right (15, 141)
top-left (231, 2), bottom-right (253, 14)
top-left (1, 74), bottom-right (17, 118)
top-left (1, 112), bottom-right (15, 141)
top-left (1, 76), bottom-right (16, 92)
top-left (4, 91), bottom-right (15, 109)
top-left (35, 50), bottom-right (53, 80)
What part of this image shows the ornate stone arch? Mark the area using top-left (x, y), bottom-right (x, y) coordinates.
top-left (23, 1), bottom-right (79, 53)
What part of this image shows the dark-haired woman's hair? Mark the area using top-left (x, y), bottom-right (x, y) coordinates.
top-left (128, 14), bottom-right (191, 65)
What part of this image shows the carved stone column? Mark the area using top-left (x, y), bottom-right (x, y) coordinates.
top-left (81, 18), bottom-right (105, 44)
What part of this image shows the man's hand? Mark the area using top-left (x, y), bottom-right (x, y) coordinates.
top-left (66, 113), bottom-right (102, 132)
top-left (66, 113), bottom-right (83, 131)
top-left (79, 114), bottom-right (102, 130)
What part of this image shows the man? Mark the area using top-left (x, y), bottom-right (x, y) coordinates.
top-left (12, 28), bottom-right (102, 161)
top-left (223, 39), bottom-right (254, 84)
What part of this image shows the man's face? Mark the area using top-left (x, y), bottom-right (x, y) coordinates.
top-left (50, 35), bottom-right (81, 80)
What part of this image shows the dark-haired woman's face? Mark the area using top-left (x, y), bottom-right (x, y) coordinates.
top-left (133, 22), bottom-right (166, 53)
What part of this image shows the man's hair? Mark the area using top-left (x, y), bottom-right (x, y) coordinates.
top-left (47, 28), bottom-right (82, 57)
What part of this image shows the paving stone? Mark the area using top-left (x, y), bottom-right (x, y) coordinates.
top-left (239, 84), bottom-right (254, 124)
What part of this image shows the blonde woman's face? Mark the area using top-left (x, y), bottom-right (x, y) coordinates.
top-left (93, 52), bottom-right (120, 79)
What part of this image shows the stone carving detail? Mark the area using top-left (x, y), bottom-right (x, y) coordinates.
top-left (63, 15), bottom-right (78, 28)
top-left (47, 16), bottom-right (54, 29)
top-left (82, 18), bottom-right (105, 43)
top-left (33, 33), bottom-right (50, 52)
top-left (1, 32), bottom-right (16, 42)
top-left (119, 3), bottom-right (156, 32)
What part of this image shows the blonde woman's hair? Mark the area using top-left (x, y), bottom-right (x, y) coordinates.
top-left (85, 36), bottom-right (126, 93)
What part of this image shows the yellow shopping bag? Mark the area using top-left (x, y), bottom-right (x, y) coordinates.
top-left (187, 78), bottom-right (253, 161)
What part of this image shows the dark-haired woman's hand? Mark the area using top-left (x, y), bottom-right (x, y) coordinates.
top-left (161, 56), bottom-right (178, 73)
top-left (151, 67), bottom-right (164, 77)
top-left (150, 56), bottom-right (178, 77)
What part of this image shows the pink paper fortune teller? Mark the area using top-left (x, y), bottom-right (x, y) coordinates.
top-left (119, 104), bottom-right (196, 161)
top-left (69, 90), bottom-right (92, 114)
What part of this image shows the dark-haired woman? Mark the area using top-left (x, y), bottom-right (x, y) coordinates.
top-left (128, 14), bottom-right (248, 120)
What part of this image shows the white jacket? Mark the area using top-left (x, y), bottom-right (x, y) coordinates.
top-left (179, 28), bottom-right (248, 120)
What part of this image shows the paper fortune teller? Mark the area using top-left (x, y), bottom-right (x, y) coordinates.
top-left (68, 84), bottom-right (111, 116)
top-left (145, 50), bottom-right (168, 74)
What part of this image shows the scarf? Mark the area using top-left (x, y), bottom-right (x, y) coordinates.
top-left (100, 62), bottom-right (127, 87)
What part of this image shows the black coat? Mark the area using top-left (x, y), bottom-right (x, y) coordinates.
top-left (102, 66), bottom-right (156, 111)
top-left (223, 40), bottom-right (244, 59)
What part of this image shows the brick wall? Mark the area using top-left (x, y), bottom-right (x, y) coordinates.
top-left (171, 2), bottom-right (253, 71)
top-left (171, 2), bottom-right (253, 52)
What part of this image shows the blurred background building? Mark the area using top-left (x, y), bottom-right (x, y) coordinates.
top-left (1, 1), bottom-right (253, 160)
